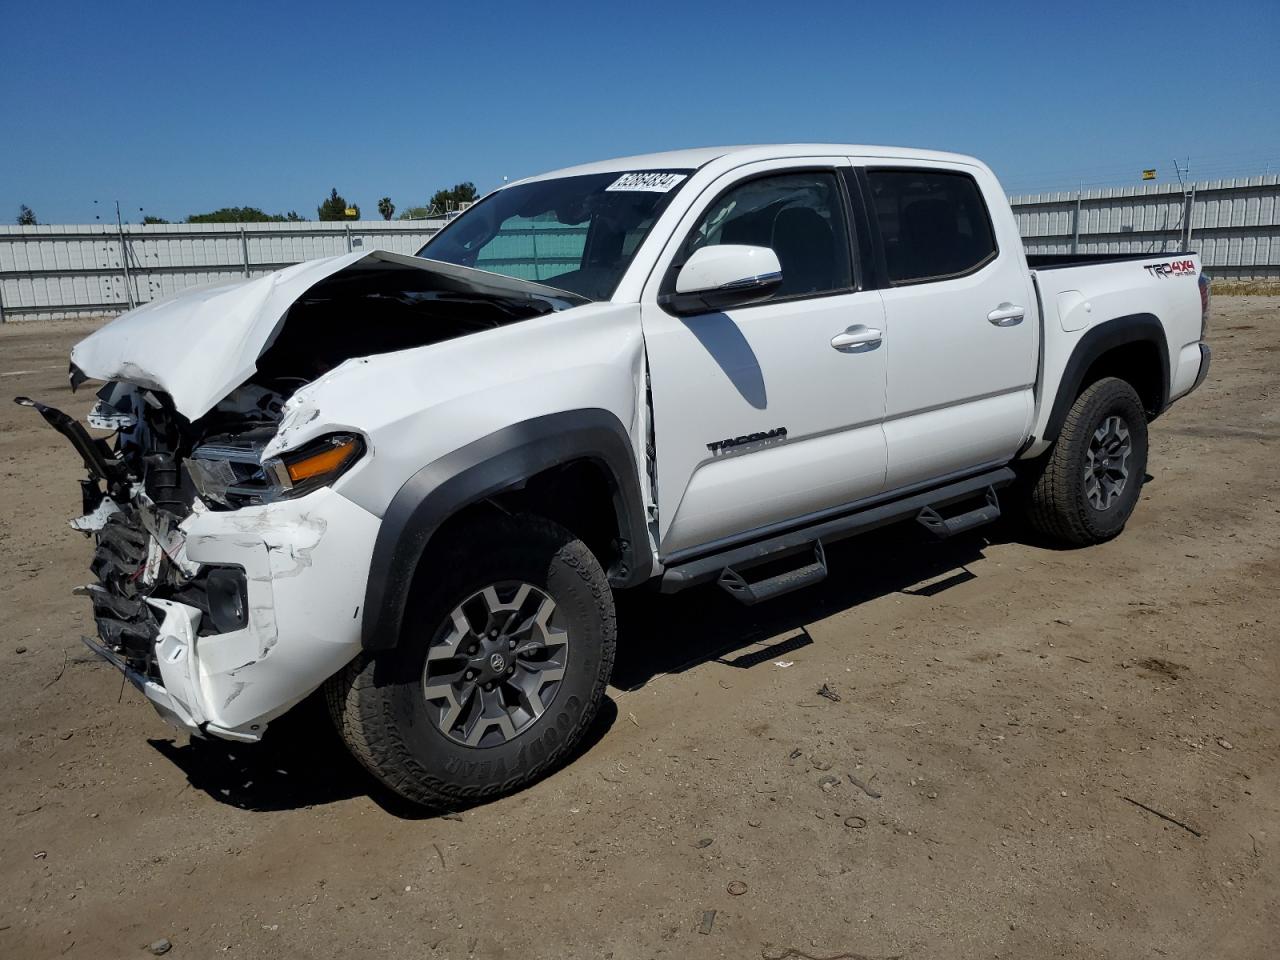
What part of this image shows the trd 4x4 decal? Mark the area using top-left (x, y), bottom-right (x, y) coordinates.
top-left (1143, 259), bottom-right (1196, 278)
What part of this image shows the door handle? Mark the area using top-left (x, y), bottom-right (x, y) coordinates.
top-left (987, 303), bottom-right (1025, 326)
top-left (830, 325), bottom-right (883, 351)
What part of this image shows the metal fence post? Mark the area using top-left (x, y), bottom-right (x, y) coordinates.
top-left (240, 226), bottom-right (250, 278)
top-left (0, 279), bottom-right (6, 324)
top-left (1181, 185), bottom-right (1196, 253)
top-left (1072, 188), bottom-right (1082, 255)
top-left (344, 224), bottom-right (353, 252)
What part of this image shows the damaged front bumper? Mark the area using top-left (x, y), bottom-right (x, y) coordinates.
top-left (82, 486), bottom-right (380, 741)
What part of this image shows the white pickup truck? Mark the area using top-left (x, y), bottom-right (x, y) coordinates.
top-left (21, 144), bottom-right (1212, 807)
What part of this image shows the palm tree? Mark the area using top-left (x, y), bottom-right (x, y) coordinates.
top-left (377, 197), bottom-right (395, 221)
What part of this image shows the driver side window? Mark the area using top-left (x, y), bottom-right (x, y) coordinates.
top-left (682, 171), bottom-right (853, 300)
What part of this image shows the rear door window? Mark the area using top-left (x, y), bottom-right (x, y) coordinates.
top-left (866, 169), bottom-right (997, 284)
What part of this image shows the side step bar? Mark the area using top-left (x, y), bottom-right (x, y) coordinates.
top-left (717, 542), bottom-right (827, 605)
top-left (661, 467), bottom-right (1014, 597)
top-left (916, 485), bottom-right (1002, 539)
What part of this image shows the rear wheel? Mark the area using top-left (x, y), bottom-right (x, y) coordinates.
top-left (327, 513), bottom-right (615, 808)
top-left (1023, 377), bottom-right (1149, 546)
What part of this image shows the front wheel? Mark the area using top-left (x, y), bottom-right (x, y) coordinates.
top-left (327, 513), bottom-right (616, 808)
top-left (1023, 377), bottom-right (1149, 546)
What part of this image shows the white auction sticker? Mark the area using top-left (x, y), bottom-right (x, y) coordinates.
top-left (606, 172), bottom-right (687, 193)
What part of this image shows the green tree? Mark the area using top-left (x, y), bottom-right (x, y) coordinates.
top-left (317, 188), bottom-right (359, 221)
top-left (377, 197), bottom-right (395, 221)
top-left (396, 182), bottom-right (480, 219)
top-left (185, 207), bottom-right (299, 223)
top-left (142, 215), bottom-right (171, 224)
top-left (428, 182), bottom-right (478, 214)
top-left (16, 204), bottom-right (37, 225)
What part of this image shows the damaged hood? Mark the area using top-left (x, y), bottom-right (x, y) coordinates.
top-left (71, 250), bottom-right (583, 420)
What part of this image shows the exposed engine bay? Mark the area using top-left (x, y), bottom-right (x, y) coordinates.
top-left (17, 251), bottom-right (581, 689)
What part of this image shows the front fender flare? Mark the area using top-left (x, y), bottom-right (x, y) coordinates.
top-left (360, 409), bottom-right (651, 651)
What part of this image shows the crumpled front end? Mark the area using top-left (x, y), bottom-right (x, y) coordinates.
top-left (20, 250), bottom-right (587, 741)
top-left (111, 487), bottom-right (379, 741)
top-left (21, 381), bottom-right (380, 741)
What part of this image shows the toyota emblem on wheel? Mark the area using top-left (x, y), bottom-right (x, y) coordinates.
top-left (489, 652), bottom-right (507, 672)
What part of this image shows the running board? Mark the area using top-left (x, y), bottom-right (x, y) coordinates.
top-left (660, 467), bottom-right (1015, 595)
top-left (916, 485), bottom-right (1001, 539)
top-left (718, 542), bottom-right (827, 605)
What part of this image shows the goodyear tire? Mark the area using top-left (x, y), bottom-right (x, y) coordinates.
top-left (327, 513), bottom-right (615, 808)
top-left (1024, 377), bottom-right (1149, 546)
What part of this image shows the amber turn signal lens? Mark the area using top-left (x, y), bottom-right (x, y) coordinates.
top-left (285, 437), bottom-right (359, 483)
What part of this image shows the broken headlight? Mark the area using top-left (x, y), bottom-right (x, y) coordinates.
top-left (187, 431), bottom-right (365, 510)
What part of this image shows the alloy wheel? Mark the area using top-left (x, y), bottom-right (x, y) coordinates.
top-left (421, 582), bottom-right (569, 747)
top-left (1084, 414), bottom-right (1132, 510)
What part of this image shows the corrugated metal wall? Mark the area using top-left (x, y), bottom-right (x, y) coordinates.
top-left (0, 220), bottom-right (442, 321)
top-left (1011, 175), bottom-right (1279, 279)
top-left (474, 218), bottom-right (588, 282)
top-left (3, 175), bottom-right (1277, 321)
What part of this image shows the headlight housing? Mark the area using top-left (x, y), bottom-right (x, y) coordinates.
top-left (187, 431), bottom-right (365, 510)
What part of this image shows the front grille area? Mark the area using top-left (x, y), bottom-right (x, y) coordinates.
top-left (86, 509), bottom-right (163, 680)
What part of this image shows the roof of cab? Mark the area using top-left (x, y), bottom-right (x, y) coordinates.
top-left (511, 144), bottom-right (986, 186)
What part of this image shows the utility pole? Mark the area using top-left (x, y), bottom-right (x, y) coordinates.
top-left (1173, 157), bottom-right (1193, 254)
top-left (115, 200), bottom-right (137, 310)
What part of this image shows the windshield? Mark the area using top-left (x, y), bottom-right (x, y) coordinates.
top-left (415, 170), bottom-right (692, 301)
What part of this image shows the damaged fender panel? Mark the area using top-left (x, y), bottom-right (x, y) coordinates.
top-left (258, 301), bottom-right (653, 519)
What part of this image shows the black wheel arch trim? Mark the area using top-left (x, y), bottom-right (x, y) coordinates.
top-left (361, 408), bottom-right (651, 651)
top-left (1041, 313), bottom-right (1170, 445)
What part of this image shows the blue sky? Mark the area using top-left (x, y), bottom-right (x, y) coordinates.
top-left (4, 0), bottom-right (1278, 223)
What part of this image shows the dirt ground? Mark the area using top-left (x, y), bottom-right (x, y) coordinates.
top-left (1, 298), bottom-right (1277, 960)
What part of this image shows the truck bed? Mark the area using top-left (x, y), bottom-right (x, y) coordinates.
top-left (1025, 251), bottom-right (1206, 457)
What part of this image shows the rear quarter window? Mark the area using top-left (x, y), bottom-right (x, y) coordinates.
top-left (867, 169), bottom-right (997, 284)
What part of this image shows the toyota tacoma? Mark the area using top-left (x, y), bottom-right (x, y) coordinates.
top-left (19, 145), bottom-right (1213, 807)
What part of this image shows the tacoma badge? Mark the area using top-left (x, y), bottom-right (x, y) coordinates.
top-left (707, 427), bottom-right (787, 454)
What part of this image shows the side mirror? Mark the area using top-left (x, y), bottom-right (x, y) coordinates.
top-left (659, 245), bottom-right (782, 316)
